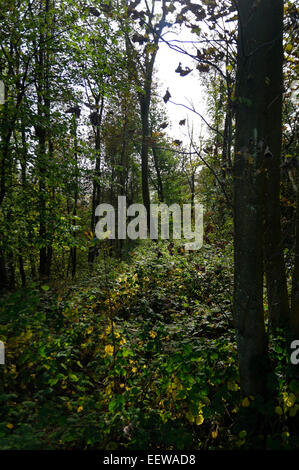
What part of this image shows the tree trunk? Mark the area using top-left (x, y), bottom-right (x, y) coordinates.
top-left (19, 256), bottom-right (26, 288)
top-left (0, 250), bottom-right (8, 291)
top-left (71, 116), bottom-right (79, 278)
top-left (36, 0), bottom-right (52, 280)
top-left (233, 0), bottom-right (285, 397)
top-left (221, 107), bottom-right (233, 174)
top-left (139, 88), bottom-right (152, 229)
top-left (263, 0), bottom-right (289, 331)
top-left (88, 96), bottom-right (104, 267)
top-left (152, 145), bottom-right (164, 202)
top-left (291, 170), bottom-right (299, 337)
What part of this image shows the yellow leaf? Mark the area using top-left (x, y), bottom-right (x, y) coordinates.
top-left (242, 397), bottom-right (250, 407)
top-left (227, 380), bottom-right (239, 391)
top-left (289, 405), bottom-right (299, 417)
top-left (236, 439), bottom-right (245, 447)
top-left (105, 344), bottom-right (114, 356)
top-left (152, 131), bottom-right (161, 138)
top-left (6, 423), bottom-right (14, 429)
top-left (283, 392), bottom-right (296, 408)
top-left (285, 44), bottom-right (293, 53)
top-left (275, 406), bottom-right (283, 415)
top-left (211, 429), bottom-right (218, 439)
top-left (196, 414), bottom-right (204, 426)
top-left (77, 406), bottom-right (83, 413)
top-left (186, 411), bottom-right (195, 423)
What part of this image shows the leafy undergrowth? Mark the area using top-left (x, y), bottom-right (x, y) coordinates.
top-left (0, 241), bottom-right (299, 450)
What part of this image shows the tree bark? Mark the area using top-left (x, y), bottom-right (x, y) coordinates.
top-left (139, 82), bottom-right (153, 229)
top-left (233, 0), bottom-right (285, 397)
top-left (36, 0), bottom-right (52, 280)
top-left (88, 96), bottom-right (104, 267)
top-left (263, 0), bottom-right (289, 331)
top-left (152, 145), bottom-right (164, 202)
top-left (291, 170), bottom-right (299, 337)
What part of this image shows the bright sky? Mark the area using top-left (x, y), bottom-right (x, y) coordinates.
top-left (155, 27), bottom-right (208, 147)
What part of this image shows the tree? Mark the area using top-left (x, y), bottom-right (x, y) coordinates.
top-left (121, 0), bottom-right (171, 228)
top-left (291, 170), bottom-right (299, 337)
top-left (262, 1), bottom-right (290, 332)
top-left (233, 0), bottom-right (285, 396)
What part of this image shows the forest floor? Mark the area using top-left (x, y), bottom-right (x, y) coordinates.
top-left (0, 241), bottom-right (298, 450)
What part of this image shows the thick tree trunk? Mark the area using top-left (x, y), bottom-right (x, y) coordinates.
top-left (291, 171), bottom-right (299, 337)
top-left (233, 0), bottom-right (285, 397)
top-left (263, 0), bottom-right (289, 331)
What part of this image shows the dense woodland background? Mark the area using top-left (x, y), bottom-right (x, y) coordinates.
top-left (0, 0), bottom-right (299, 450)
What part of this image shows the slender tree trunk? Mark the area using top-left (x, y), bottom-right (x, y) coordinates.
top-left (71, 116), bottom-right (78, 278)
top-left (139, 87), bottom-right (152, 229)
top-left (19, 256), bottom-right (26, 287)
top-left (7, 251), bottom-right (15, 290)
top-left (38, 125), bottom-right (47, 281)
top-left (36, 0), bottom-right (52, 280)
top-left (0, 250), bottom-right (8, 291)
top-left (88, 96), bottom-right (104, 267)
top-left (117, 107), bottom-right (129, 255)
top-left (0, 71), bottom-right (16, 287)
top-left (0, 95), bottom-right (12, 207)
top-left (124, 1), bottom-right (168, 230)
top-left (137, 40), bottom-right (162, 230)
top-left (221, 107), bottom-right (233, 174)
top-left (0, 72), bottom-right (27, 207)
top-left (152, 145), bottom-right (164, 202)
top-left (29, 254), bottom-right (37, 280)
